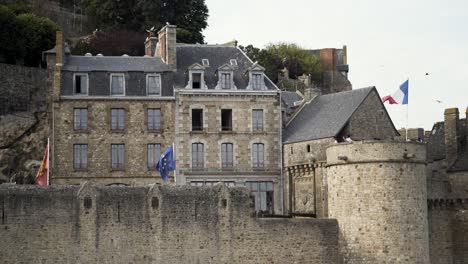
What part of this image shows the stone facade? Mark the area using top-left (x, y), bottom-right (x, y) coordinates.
top-left (52, 99), bottom-right (175, 186)
top-left (326, 141), bottom-right (430, 263)
top-left (175, 89), bottom-right (283, 213)
top-left (0, 184), bottom-right (339, 263)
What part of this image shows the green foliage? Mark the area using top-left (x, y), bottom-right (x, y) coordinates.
top-left (0, 4), bottom-right (59, 67)
top-left (16, 13), bottom-right (60, 67)
top-left (240, 43), bottom-right (323, 84)
top-left (81, 0), bottom-right (208, 44)
top-left (0, 5), bottom-right (19, 64)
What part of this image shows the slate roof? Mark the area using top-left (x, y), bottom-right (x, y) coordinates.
top-left (62, 56), bottom-right (171, 72)
top-left (171, 44), bottom-right (277, 90)
top-left (281, 91), bottom-right (303, 116)
top-left (282, 87), bottom-right (374, 143)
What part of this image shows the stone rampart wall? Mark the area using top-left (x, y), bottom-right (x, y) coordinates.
top-left (0, 184), bottom-right (339, 263)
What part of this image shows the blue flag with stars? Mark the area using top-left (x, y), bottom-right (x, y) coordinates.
top-left (156, 146), bottom-right (175, 182)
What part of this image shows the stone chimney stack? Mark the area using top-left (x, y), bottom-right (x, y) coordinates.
top-left (144, 33), bottom-right (158, 56)
top-left (444, 107), bottom-right (460, 166)
top-left (52, 31), bottom-right (63, 101)
top-left (157, 25), bottom-right (177, 70)
top-left (303, 87), bottom-right (321, 102)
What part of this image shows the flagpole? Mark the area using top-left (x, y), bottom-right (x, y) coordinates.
top-left (405, 78), bottom-right (409, 141)
top-left (172, 142), bottom-right (176, 184)
top-left (47, 137), bottom-right (50, 185)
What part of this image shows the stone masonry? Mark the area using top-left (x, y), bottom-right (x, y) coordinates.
top-left (0, 184), bottom-right (339, 264)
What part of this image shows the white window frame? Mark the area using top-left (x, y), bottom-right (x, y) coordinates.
top-left (252, 109), bottom-right (264, 132)
top-left (146, 74), bottom-right (161, 96)
top-left (202, 59), bottom-right (209, 67)
top-left (110, 73), bottom-right (125, 96)
top-left (221, 142), bottom-right (234, 168)
top-left (73, 73), bottom-right (89, 96)
top-left (230, 59), bottom-right (237, 66)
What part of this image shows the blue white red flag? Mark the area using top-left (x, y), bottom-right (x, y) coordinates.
top-left (382, 80), bottom-right (409, 105)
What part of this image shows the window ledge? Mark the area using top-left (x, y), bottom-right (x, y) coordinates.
top-left (111, 130), bottom-right (126, 134)
top-left (111, 168), bottom-right (126, 172)
top-left (147, 129), bottom-right (162, 133)
top-left (73, 168), bottom-right (88, 172)
top-left (190, 130), bottom-right (205, 134)
top-left (73, 130), bottom-right (89, 134)
top-left (220, 130), bottom-right (235, 134)
top-left (252, 130), bottom-right (265, 134)
top-left (252, 167), bottom-right (266, 171)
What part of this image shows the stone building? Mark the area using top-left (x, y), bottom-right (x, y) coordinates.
top-left (282, 86), bottom-right (399, 216)
top-left (425, 107), bottom-right (468, 263)
top-left (46, 26), bottom-right (282, 213)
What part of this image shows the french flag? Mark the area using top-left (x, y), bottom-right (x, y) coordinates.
top-left (382, 80), bottom-right (409, 105)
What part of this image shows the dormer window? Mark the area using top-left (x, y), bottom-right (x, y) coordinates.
top-left (216, 64), bottom-right (236, 90)
top-left (73, 73), bottom-right (88, 95)
top-left (192, 73), bottom-right (202, 89)
top-left (110, 73), bottom-right (125, 95)
top-left (247, 63), bottom-right (266, 90)
top-left (186, 63), bottom-right (206, 89)
top-left (147, 74), bottom-right (161, 96)
top-left (221, 73), bottom-right (231, 89)
top-left (251, 74), bottom-right (263, 90)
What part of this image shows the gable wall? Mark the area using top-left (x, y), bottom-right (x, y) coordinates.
top-left (348, 90), bottom-right (398, 140)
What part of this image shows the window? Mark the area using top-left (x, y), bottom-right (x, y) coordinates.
top-left (230, 59), bottom-right (237, 66)
top-left (147, 74), bottom-right (161, 96)
top-left (221, 109), bottom-right (232, 131)
top-left (147, 108), bottom-right (161, 131)
top-left (110, 74), bottom-right (125, 95)
top-left (221, 143), bottom-right (233, 168)
top-left (73, 144), bottom-right (88, 169)
top-left (251, 73), bottom-right (263, 90)
top-left (73, 108), bottom-right (88, 131)
top-left (202, 59), bottom-right (209, 67)
top-left (246, 181), bottom-right (274, 213)
top-left (307, 144), bottom-right (311, 152)
top-left (192, 109), bottom-right (203, 131)
top-left (252, 109), bottom-right (263, 131)
top-left (192, 73), bottom-right (202, 89)
top-left (220, 73), bottom-right (231, 89)
top-left (111, 144), bottom-right (125, 170)
top-left (252, 143), bottom-right (264, 168)
top-left (73, 74), bottom-right (88, 95)
top-left (192, 143), bottom-right (204, 168)
top-left (147, 144), bottom-right (161, 169)
top-left (111, 108), bottom-right (125, 131)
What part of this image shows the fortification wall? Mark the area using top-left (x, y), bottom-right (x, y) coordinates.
top-left (326, 141), bottom-right (429, 263)
top-left (0, 184), bottom-right (339, 263)
top-left (428, 200), bottom-right (468, 264)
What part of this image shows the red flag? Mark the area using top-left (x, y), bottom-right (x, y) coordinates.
top-left (36, 142), bottom-right (49, 185)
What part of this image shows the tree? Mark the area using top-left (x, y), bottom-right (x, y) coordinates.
top-left (16, 13), bottom-right (60, 67)
top-left (81, 0), bottom-right (209, 44)
top-left (0, 5), bottom-right (19, 64)
top-left (240, 43), bottom-right (323, 84)
top-left (0, 5), bottom-right (59, 66)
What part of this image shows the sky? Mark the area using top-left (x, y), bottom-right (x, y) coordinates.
top-left (203, 0), bottom-right (468, 130)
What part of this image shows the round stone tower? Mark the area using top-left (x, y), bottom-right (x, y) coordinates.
top-left (326, 141), bottom-right (429, 263)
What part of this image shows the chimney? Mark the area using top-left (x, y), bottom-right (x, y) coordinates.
top-left (303, 87), bottom-right (321, 102)
top-left (342, 45), bottom-right (347, 65)
top-left (144, 36), bottom-right (158, 56)
top-left (52, 31), bottom-right (63, 101)
top-left (444, 107), bottom-right (460, 166)
top-left (157, 25), bottom-right (177, 70)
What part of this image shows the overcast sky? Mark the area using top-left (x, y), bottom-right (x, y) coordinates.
top-left (203, 0), bottom-right (468, 130)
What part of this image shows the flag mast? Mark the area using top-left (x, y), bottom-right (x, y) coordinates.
top-left (47, 137), bottom-right (50, 185)
top-left (405, 78), bottom-right (409, 141)
top-left (172, 142), bottom-right (177, 184)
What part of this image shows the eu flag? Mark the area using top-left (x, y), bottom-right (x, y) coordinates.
top-left (156, 146), bottom-right (175, 182)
